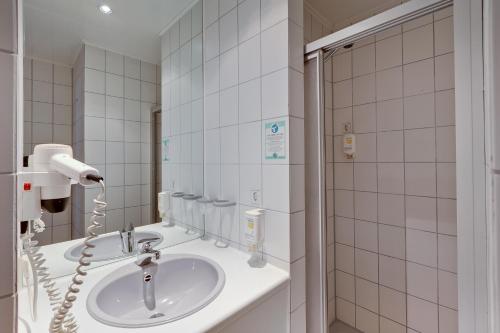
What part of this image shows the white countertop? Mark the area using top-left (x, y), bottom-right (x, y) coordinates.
top-left (18, 239), bottom-right (290, 333)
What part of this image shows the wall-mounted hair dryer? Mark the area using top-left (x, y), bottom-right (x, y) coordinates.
top-left (19, 144), bottom-right (107, 331)
top-left (19, 144), bottom-right (103, 221)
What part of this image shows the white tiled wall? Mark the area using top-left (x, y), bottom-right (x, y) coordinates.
top-left (329, 7), bottom-right (457, 333)
top-left (23, 58), bottom-right (73, 245)
top-left (161, 0), bottom-right (204, 218)
top-left (170, 0), bottom-right (306, 331)
top-left (0, 1), bottom-right (17, 332)
top-left (72, 44), bottom-right (161, 237)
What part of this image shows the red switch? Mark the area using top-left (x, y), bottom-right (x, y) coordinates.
top-left (23, 183), bottom-right (31, 191)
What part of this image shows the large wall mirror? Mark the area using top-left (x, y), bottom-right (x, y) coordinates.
top-left (22, 0), bottom-right (204, 276)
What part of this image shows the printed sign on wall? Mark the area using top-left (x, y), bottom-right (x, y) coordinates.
top-left (265, 120), bottom-right (286, 160)
top-left (162, 138), bottom-right (170, 161)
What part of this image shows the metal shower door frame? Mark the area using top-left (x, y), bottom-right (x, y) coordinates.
top-left (304, 50), bottom-right (328, 333)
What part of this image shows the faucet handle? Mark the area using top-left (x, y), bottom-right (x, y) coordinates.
top-left (138, 237), bottom-right (160, 250)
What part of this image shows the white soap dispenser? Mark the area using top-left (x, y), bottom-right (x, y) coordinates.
top-left (245, 209), bottom-right (266, 268)
top-left (158, 191), bottom-right (173, 226)
top-left (343, 122), bottom-right (356, 159)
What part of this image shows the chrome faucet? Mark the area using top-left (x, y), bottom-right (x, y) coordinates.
top-left (135, 238), bottom-right (161, 267)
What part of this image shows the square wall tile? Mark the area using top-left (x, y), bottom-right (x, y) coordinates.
top-left (355, 278), bottom-right (378, 313)
top-left (238, 78), bottom-right (261, 123)
top-left (379, 286), bottom-right (406, 325)
top-left (378, 194), bottom-right (405, 227)
top-left (333, 80), bottom-right (353, 109)
top-left (332, 52), bottom-right (352, 82)
top-left (334, 163), bottom-right (353, 190)
top-left (333, 107), bottom-right (352, 135)
top-left (290, 257), bottom-right (305, 310)
top-left (204, 21), bottom-right (219, 61)
top-left (33, 60), bottom-right (53, 83)
top-left (405, 163), bottom-right (436, 197)
top-left (404, 93), bottom-right (435, 129)
top-left (353, 163), bottom-right (377, 191)
top-left (238, 0), bottom-right (260, 42)
top-left (355, 133), bottom-right (376, 162)
top-left (438, 234), bottom-right (457, 273)
top-left (403, 58), bottom-right (434, 96)
top-left (378, 224), bottom-right (405, 259)
top-left (404, 128), bottom-right (436, 162)
top-left (106, 51), bottom-right (124, 76)
top-left (406, 195), bottom-right (437, 232)
top-left (379, 317), bottom-right (406, 333)
top-left (436, 126), bottom-right (456, 162)
top-left (336, 298), bottom-right (356, 327)
top-left (376, 67), bottom-right (402, 101)
top-left (335, 217), bottom-right (354, 246)
top-left (353, 103), bottom-right (376, 133)
top-left (33, 81), bottom-right (53, 103)
top-left (436, 89), bottom-right (455, 126)
top-left (406, 228), bottom-right (437, 267)
top-left (354, 191), bottom-right (377, 222)
top-left (290, 211), bottom-right (305, 261)
top-left (353, 73), bottom-right (375, 106)
top-left (238, 35), bottom-right (261, 83)
top-left (377, 163), bottom-right (404, 194)
top-left (353, 44), bottom-right (375, 77)
top-left (336, 270), bottom-right (355, 302)
top-left (355, 220), bottom-right (378, 252)
top-left (434, 17), bottom-right (454, 56)
top-left (376, 35), bottom-right (402, 71)
top-left (355, 306), bottom-right (379, 333)
top-left (262, 68), bottom-right (288, 119)
top-left (85, 45), bottom-right (105, 71)
top-left (379, 255), bottom-right (406, 292)
top-left (377, 131), bottom-right (403, 162)
top-left (355, 249), bottom-right (378, 282)
top-left (261, 20), bottom-right (288, 75)
top-left (263, 165), bottom-right (290, 212)
top-left (438, 270), bottom-right (458, 309)
top-left (220, 9), bottom-right (237, 53)
top-left (439, 306), bottom-right (458, 333)
top-left (407, 261), bottom-right (438, 302)
top-left (437, 163), bottom-right (456, 198)
top-left (407, 296), bottom-right (438, 333)
top-left (403, 24), bottom-right (434, 64)
top-left (435, 53), bottom-right (455, 91)
top-left (336, 244), bottom-right (354, 274)
top-left (220, 48), bottom-right (238, 90)
top-left (238, 121), bottom-right (261, 164)
top-left (335, 190), bottom-right (354, 218)
top-left (437, 198), bottom-right (457, 235)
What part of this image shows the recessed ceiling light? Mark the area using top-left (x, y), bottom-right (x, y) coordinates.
top-left (99, 4), bottom-right (112, 15)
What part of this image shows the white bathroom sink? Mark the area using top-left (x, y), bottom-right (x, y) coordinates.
top-left (86, 254), bottom-right (225, 328)
top-left (64, 231), bottom-right (163, 262)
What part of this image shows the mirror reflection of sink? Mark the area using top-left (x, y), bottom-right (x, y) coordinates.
top-left (86, 254), bottom-right (225, 328)
top-left (64, 231), bottom-right (163, 262)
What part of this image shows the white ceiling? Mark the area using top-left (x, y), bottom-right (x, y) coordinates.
top-left (306, 0), bottom-right (402, 30)
top-left (24, 0), bottom-right (197, 66)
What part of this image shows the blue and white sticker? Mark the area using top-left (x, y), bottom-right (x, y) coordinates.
top-left (265, 120), bottom-right (286, 160)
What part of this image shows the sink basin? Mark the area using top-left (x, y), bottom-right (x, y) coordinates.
top-left (64, 231), bottom-right (163, 262)
top-left (86, 254), bottom-right (225, 328)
